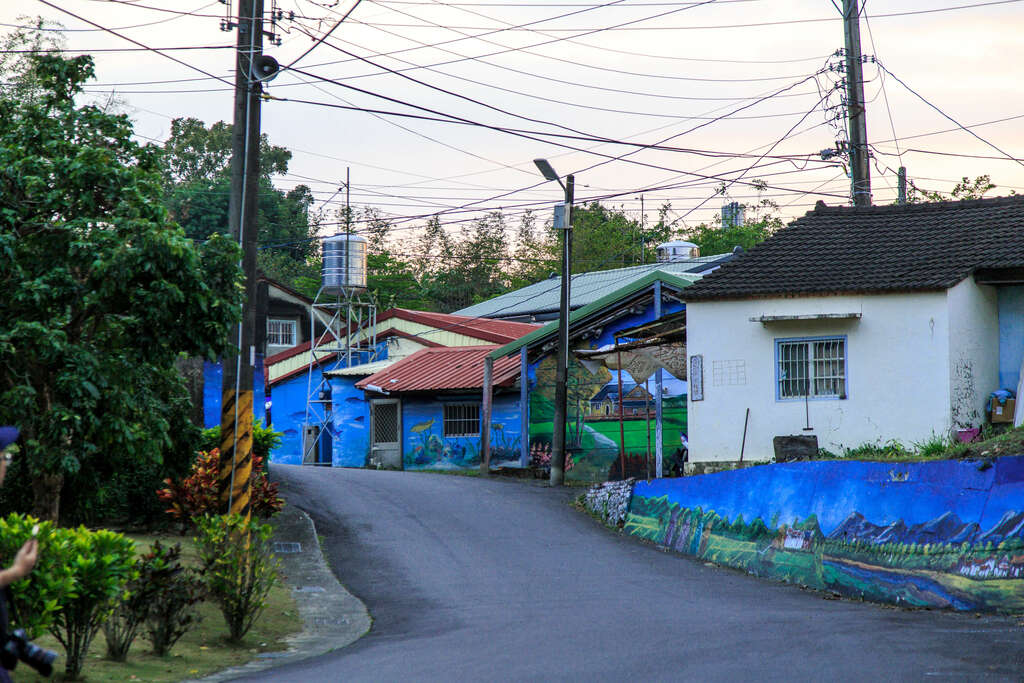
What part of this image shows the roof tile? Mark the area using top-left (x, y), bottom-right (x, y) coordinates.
top-left (682, 196), bottom-right (1024, 301)
top-left (355, 346), bottom-right (521, 393)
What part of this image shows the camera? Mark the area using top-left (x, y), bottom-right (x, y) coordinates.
top-left (1, 628), bottom-right (57, 676)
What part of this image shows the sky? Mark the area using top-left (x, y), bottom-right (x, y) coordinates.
top-left (4, 0), bottom-right (1024, 247)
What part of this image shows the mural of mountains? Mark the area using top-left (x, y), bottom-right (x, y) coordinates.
top-left (826, 510), bottom-right (1021, 547)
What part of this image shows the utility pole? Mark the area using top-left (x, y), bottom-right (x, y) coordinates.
top-left (219, 0), bottom-right (265, 520)
top-left (897, 166), bottom-right (907, 204)
top-left (549, 173), bottom-right (574, 486)
top-left (843, 0), bottom-right (871, 206)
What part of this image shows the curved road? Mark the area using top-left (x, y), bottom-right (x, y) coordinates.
top-left (249, 466), bottom-right (1024, 681)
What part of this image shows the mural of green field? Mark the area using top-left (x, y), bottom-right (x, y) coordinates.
top-left (626, 489), bottom-right (1024, 612)
top-left (529, 370), bottom-right (687, 482)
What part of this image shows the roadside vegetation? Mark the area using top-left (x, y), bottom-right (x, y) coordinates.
top-left (818, 424), bottom-right (1024, 462)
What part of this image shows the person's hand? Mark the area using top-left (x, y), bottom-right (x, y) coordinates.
top-left (9, 538), bottom-right (37, 581)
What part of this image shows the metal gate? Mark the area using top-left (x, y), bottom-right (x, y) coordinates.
top-left (370, 399), bottom-right (402, 469)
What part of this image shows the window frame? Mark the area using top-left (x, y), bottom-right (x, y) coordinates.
top-left (774, 335), bottom-right (848, 402)
top-left (266, 318), bottom-right (298, 349)
top-left (442, 402), bottom-right (481, 438)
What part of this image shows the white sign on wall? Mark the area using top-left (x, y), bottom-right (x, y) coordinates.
top-left (690, 354), bottom-right (704, 401)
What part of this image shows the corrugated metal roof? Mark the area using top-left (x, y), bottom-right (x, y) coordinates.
top-left (324, 358), bottom-right (399, 378)
top-left (488, 270), bottom-right (700, 360)
top-left (453, 259), bottom-right (721, 320)
top-left (378, 309), bottom-right (540, 343)
top-left (355, 346), bottom-right (520, 393)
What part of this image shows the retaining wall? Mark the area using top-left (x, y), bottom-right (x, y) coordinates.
top-left (613, 456), bottom-right (1024, 612)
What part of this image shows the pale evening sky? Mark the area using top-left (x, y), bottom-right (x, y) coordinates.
top-left (4, 0), bottom-right (1023, 244)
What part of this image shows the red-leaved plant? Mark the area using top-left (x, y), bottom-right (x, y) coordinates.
top-left (157, 449), bottom-right (284, 531)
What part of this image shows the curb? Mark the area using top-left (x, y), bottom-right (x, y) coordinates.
top-left (193, 506), bottom-right (372, 682)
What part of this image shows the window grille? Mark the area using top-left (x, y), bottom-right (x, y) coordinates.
top-left (373, 402), bottom-right (399, 443)
top-left (267, 319), bottom-right (297, 347)
top-left (777, 337), bottom-right (845, 399)
top-left (443, 403), bottom-right (480, 437)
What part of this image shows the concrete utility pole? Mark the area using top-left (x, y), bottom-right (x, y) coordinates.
top-left (219, 0), bottom-right (265, 519)
top-left (843, 0), bottom-right (871, 206)
top-left (551, 175), bottom-right (573, 486)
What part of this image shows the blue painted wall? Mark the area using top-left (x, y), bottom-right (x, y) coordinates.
top-left (267, 368), bottom-right (325, 465)
top-left (998, 285), bottom-right (1024, 391)
top-left (267, 347), bottom-right (381, 465)
top-left (202, 358), bottom-right (266, 429)
top-left (403, 394), bottom-right (522, 470)
top-left (625, 457), bottom-right (1024, 612)
top-left (331, 375), bottom-right (372, 467)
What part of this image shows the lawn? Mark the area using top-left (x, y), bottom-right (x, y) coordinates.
top-left (22, 533), bottom-right (302, 682)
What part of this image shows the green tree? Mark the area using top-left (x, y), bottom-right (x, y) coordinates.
top-left (509, 210), bottom-right (557, 288)
top-left (570, 202), bottom-right (667, 272)
top-left (908, 174), bottom-right (997, 203)
top-left (0, 55), bottom-right (242, 521)
top-left (158, 117), bottom-right (319, 292)
top-left (682, 181), bottom-right (784, 256)
top-left (418, 212), bottom-right (512, 312)
top-left (0, 17), bottom-right (65, 102)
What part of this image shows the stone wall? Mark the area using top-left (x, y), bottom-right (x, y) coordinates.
top-left (583, 479), bottom-right (635, 527)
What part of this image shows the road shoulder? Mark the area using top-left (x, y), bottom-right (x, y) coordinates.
top-left (194, 505), bottom-right (372, 682)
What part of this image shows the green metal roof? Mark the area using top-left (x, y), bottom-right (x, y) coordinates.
top-left (487, 269), bottom-right (700, 360)
top-left (454, 258), bottom-right (721, 320)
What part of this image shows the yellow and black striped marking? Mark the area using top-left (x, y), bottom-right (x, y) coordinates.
top-left (219, 388), bottom-right (253, 521)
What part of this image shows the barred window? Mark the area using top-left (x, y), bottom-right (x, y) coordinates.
top-left (267, 319), bottom-right (297, 347)
top-left (777, 337), bottom-right (846, 399)
top-left (443, 403), bottom-right (480, 437)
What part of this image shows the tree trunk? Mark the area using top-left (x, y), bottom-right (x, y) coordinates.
top-left (30, 472), bottom-right (63, 522)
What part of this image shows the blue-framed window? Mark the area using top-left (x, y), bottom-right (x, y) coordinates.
top-left (775, 336), bottom-right (847, 400)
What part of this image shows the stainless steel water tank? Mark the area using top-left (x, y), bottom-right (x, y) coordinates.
top-left (322, 233), bottom-right (367, 293)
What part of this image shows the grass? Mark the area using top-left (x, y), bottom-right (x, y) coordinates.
top-left (816, 424), bottom-right (1024, 463)
top-left (22, 532), bottom-right (302, 683)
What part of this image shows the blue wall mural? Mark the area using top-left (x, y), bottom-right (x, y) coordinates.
top-left (403, 395), bottom-right (522, 470)
top-left (527, 299), bottom-right (687, 481)
top-left (625, 457), bottom-right (1024, 612)
top-left (267, 347), bottom-right (381, 465)
top-left (203, 358), bottom-right (266, 429)
top-left (331, 375), bottom-right (371, 468)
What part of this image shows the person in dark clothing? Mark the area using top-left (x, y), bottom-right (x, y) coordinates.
top-left (0, 428), bottom-right (39, 683)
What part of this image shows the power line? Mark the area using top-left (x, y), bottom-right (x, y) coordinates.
top-left (33, 0), bottom-right (235, 87)
top-left (877, 62), bottom-right (1024, 172)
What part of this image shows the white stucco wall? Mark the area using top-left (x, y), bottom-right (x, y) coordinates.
top-left (946, 278), bottom-right (999, 429)
top-left (686, 292), bottom-right (953, 462)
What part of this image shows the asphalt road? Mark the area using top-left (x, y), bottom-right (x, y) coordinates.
top-left (247, 465), bottom-right (1024, 682)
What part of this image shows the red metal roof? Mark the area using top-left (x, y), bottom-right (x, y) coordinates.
top-left (355, 346), bottom-right (521, 393)
top-left (376, 309), bottom-right (540, 344)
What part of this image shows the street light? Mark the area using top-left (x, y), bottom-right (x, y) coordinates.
top-left (534, 158), bottom-right (574, 487)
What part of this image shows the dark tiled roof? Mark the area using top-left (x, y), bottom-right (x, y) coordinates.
top-left (682, 196), bottom-right (1024, 301)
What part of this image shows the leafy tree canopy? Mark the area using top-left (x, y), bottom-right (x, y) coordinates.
top-left (157, 117), bottom-right (319, 292)
top-left (0, 55), bottom-right (242, 521)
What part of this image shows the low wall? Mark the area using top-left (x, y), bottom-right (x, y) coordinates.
top-left (619, 456), bottom-right (1024, 612)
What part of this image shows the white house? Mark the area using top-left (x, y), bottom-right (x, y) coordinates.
top-left (682, 197), bottom-right (1024, 463)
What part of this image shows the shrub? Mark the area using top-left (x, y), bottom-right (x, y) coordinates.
top-left (103, 541), bottom-right (203, 661)
top-left (156, 449), bottom-right (221, 530)
top-left (144, 562), bottom-right (205, 656)
top-left (49, 528), bottom-right (136, 680)
top-left (157, 449), bottom-right (284, 530)
top-left (195, 514), bottom-right (279, 643)
top-left (199, 420), bottom-right (283, 465)
top-left (0, 514), bottom-right (74, 639)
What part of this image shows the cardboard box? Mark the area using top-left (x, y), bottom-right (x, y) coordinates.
top-left (990, 398), bottom-right (1016, 423)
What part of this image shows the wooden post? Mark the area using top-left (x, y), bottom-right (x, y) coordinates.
top-left (480, 355), bottom-right (493, 476)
